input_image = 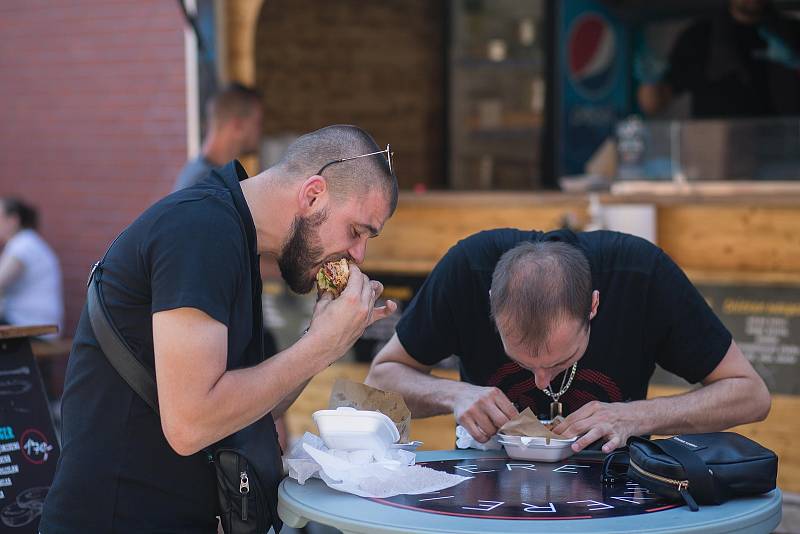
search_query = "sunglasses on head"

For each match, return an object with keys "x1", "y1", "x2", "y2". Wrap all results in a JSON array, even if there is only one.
[{"x1": 316, "y1": 144, "x2": 394, "y2": 176}]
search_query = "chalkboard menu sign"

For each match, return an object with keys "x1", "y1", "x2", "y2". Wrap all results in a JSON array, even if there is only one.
[
  {"x1": 652, "y1": 283, "x2": 800, "y2": 395},
  {"x1": 0, "y1": 330, "x2": 60, "y2": 532}
]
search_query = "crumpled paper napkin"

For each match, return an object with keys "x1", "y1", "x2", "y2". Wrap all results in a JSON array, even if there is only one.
[
  {"x1": 284, "y1": 432, "x2": 470, "y2": 498},
  {"x1": 455, "y1": 425, "x2": 502, "y2": 451}
]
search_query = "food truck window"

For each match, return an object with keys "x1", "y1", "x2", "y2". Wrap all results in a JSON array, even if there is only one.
[
  {"x1": 625, "y1": 1, "x2": 800, "y2": 183},
  {"x1": 448, "y1": 0, "x2": 548, "y2": 190}
]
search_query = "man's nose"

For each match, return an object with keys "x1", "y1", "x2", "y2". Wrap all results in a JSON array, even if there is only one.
[{"x1": 347, "y1": 239, "x2": 367, "y2": 265}]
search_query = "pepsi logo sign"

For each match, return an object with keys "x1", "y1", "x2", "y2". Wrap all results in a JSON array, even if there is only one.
[{"x1": 567, "y1": 12, "x2": 618, "y2": 99}]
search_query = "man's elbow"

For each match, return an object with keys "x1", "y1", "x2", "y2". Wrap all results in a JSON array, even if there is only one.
[
  {"x1": 364, "y1": 362, "x2": 388, "y2": 389},
  {"x1": 752, "y1": 379, "x2": 772, "y2": 423},
  {"x1": 162, "y1": 412, "x2": 206, "y2": 456}
]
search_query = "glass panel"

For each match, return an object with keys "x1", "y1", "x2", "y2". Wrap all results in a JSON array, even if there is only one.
[
  {"x1": 615, "y1": 116, "x2": 800, "y2": 182},
  {"x1": 449, "y1": 0, "x2": 547, "y2": 190}
]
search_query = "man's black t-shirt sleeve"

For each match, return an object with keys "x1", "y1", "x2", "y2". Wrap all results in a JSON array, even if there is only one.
[
  {"x1": 395, "y1": 242, "x2": 468, "y2": 366},
  {"x1": 147, "y1": 198, "x2": 245, "y2": 327},
  {"x1": 645, "y1": 250, "x2": 732, "y2": 383}
]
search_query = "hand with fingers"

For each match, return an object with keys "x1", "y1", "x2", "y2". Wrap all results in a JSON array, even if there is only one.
[
  {"x1": 550, "y1": 400, "x2": 641, "y2": 454},
  {"x1": 306, "y1": 264, "x2": 397, "y2": 367},
  {"x1": 453, "y1": 384, "x2": 519, "y2": 443}
]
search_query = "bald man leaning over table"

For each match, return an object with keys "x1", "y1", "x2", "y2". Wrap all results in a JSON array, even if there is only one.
[{"x1": 366, "y1": 228, "x2": 771, "y2": 453}]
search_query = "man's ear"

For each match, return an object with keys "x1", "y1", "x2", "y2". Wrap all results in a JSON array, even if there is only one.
[
  {"x1": 297, "y1": 175, "x2": 328, "y2": 213},
  {"x1": 589, "y1": 290, "x2": 600, "y2": 320}
]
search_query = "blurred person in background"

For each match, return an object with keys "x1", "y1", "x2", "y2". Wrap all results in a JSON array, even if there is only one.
[
  {"x1": 173, "y1": 82, "x2": 263, "y2": 191},
  {"x1": 0, "y1": 198, "x2": 63, "y2": 335},
  {"x1": 637, "y1": 0, "x2": 800, "y2": 118}
]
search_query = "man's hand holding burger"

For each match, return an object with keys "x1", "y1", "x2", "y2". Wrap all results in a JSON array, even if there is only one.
[{"x1": 306, "y1": 261, "x2": 397, "y2": 367}]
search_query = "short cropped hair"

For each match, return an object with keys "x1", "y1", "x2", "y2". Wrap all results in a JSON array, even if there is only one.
[
  {"x1": 274, "y1": 124, "x2": 398, "y2": 215},
  {"x1": 490, "y1": 241, "x2": 592, "y2": 356},
  {"x1": 2, "y1": 198, "x2": 38, "y2": 230},
  {"x1": 207, "y1": 82, "x2": 262, "y2": 125}
]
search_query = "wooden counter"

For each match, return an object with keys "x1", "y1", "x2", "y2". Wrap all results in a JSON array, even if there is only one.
[
  {"x1": 363, "y1": 190, "x2": 800, "y2": 282},
  {"x1": 0, "y1": 325, "x2": 57, "y2": 340}
]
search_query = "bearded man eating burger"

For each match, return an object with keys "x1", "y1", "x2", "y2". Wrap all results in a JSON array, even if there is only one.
[{"x1": 42, "y1": 125, "x2": 398, "y2": 533}]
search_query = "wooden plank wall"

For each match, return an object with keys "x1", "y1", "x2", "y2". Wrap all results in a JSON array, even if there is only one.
[
  {"x1": 363, "y1": 192, "x2": 800, "y2": 279},
  {"x1": 364, "y1": 192, "x2": 589, "y2": 274},
  {"x1": 658, "y1": 205, "x2": 800, "y2": 276}
]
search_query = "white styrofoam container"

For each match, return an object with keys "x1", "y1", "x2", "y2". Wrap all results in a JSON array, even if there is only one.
[
  {"x1": 312, "y1": 407, "x2": 400, "y2": 451},
  {"x1": 497, "y1": 433, "x2": 577, "y2": 462}
]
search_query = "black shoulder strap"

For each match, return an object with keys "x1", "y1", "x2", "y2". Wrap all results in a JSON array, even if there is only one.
[
  {"x1": 629, "y1": 436, "x2": 716, "y2": 502},
  {"x1": 87, "y1": 262, "x2": 160, "y2": 414}
]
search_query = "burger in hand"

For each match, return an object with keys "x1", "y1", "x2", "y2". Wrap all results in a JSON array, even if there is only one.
[{"x1": 316, "y1": 259, "x2": 351, "y2": 298}]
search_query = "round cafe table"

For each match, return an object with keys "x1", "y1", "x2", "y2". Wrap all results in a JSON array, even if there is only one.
[{"x1": 277, "y1": 449, "x2": 782, "y2": 534}]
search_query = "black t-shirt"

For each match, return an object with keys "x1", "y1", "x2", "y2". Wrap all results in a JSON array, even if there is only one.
[
  {"x1": 396, "y1": 229, "x2": 732, "y2": 419},
  {"x1": 41, "y1": 162, "x2": 277, "y2": 533},
  {"x1": 663, "y1": 11, "x2": 800, "y2": 117}
]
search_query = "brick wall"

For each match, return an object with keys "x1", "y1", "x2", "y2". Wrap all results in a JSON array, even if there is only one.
[
  {"x1": 253, "y1": 0, "x2": 445, "y2": 190},
  {"x1": 0, "y1": 1, "x2": 187, "y2": 335}
]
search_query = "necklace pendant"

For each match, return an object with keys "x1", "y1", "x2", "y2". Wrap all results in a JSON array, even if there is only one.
[{"x1": 550, "y1": 401, "x2": 563, "y2": 420}]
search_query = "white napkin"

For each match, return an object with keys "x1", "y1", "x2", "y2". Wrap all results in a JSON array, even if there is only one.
[
  {"x1": 455, "y1": 425, "x2": 502, "y2": 451},
  {"x1": 284, "y1": 432, "x2": 470, "y2": 498}
]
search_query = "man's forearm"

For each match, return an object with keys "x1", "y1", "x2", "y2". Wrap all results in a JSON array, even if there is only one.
[
  {"x1": 633, "y1": 377, "x2": 770, "y2": 437},
  {"x1": 163, "y1": 333, "x2": 334, "y2": 455},
  {"x1": 272, "y1": 378, "x2": 312, "y2": 419},
  {"x1": 366, "y1": 361, "x2": 466, "y2": 418}
]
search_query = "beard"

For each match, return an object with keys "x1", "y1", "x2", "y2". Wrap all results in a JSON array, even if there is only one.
[{"x1": 277, "y1": 210, "x2": 328, "y2": 294}]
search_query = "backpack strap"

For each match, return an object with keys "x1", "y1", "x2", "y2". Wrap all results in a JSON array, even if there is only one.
[{"x1": 87, "y1": 262, "x2": 160, "y2": 414}]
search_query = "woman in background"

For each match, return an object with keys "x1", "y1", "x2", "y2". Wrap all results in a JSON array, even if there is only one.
[{"x1": 0, "y1": 198, "x2": 63, "y2": 335}]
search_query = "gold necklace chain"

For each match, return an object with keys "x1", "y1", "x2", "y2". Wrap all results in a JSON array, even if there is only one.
[{"x1": 544, "y1": 362, "x2": 578, "y2": 401}]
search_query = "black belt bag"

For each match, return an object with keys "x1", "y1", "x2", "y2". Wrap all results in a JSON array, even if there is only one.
[
  {"x1": 86, "y1": 260, "x2": 282, "y2": 533},
  {"x1": 602, "y1": 432, "x2": 777, "y2": 511}
]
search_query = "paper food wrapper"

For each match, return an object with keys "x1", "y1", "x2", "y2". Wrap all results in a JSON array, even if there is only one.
[
  {"x1": 328, "y1": 379, "x2": 411, "y2": 442},
  {"x1": 284, "y1": 432, "x2": 470, "y2": 498},
  {"x1": 499, "y1": 408, "x2": 565, "y2": 444}
]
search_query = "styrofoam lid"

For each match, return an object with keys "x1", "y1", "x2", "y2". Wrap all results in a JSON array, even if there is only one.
[{"x1": 312, "y1": 407, "x2": 400, "y2": 443}]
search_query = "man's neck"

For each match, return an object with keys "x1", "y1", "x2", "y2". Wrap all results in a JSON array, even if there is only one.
[{"x1": 239, "y1": 171, "x2": 293, "y2": 256}]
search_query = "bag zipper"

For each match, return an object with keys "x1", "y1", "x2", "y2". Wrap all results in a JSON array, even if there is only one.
[
  {"x1": 630, "y1": 459, "x2": 699, "y2": 511},
  {"x1": 629, "y1": 459, "x2": 688, "y2": 490},
  {"x1": 239, "y1": 468, "x2": 250, "y2": 521}
]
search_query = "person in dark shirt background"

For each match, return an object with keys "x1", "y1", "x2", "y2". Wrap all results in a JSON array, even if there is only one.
[
  {"x1": 366, "y1": 229, "x2": 771, "y2": 454},
  {"x1": 174, "y1": 82, "x2": 264, "y2": 191},
  {"x1": 638, "y1": 0, "x2": 800, "y2": 118}
]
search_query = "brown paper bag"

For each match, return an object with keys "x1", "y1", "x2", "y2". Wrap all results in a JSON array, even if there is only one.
[
  {"x1": 328, "y1": 379, "x2": 411, "y2": 442},
  {"x1": 499, "y1": 408, "x2": 565, "y2": 444}
]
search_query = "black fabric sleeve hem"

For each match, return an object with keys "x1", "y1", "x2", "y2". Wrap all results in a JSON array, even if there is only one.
[
  {"x1": 151, "y1": 297, "x2": 231, "y2": 328},
  {"x1": 682, "y1": 330, "x2": 733, "y2": 384},
  {"x1": 395, "y1": 325, "x2": 444, "y2": 367}
]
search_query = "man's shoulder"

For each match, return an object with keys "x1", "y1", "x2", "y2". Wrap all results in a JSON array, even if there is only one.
[
  {"x1": 452, "y1": 228, "x2": 542, "y2": 272},
  {"x1": 130, "y1": 190, "x2": 243, "y2": 249},
  {"x1": 577, "y1": 230, "x2": 663, "y2": 274},
  {"x1": 671, "y1": 17, "x2": 712, "y2": 53},
  {"x1": 4, "y1": 230, "x2": 52, "y2": 260}
]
